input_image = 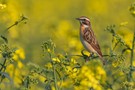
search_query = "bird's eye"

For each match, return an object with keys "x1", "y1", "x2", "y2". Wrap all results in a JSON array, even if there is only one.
[{"x1": 83, "y1": 19, "x2": 86, "y2": 21}]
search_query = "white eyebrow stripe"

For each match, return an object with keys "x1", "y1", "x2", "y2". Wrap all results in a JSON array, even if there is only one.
[
  {"x1": 85, "y1": 18, "x2": 90, "y2": 21},
  {"x1": 80, "y1": 17, "x2": 90, "y2": 21}
]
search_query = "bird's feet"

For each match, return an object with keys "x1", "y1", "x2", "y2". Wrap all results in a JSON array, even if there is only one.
[
  {"x1": 81, "y1": 50, "x2": 89, "y2": 62},
  {"x1": 85, "y1": 52, "x2": 95, "y2": 62},
  {"x1": 81, "y1": 50, "x2": 95, "y2": 62},
  {"x1": 90, "y1": 52, "x2": 94, "y2": 58}
]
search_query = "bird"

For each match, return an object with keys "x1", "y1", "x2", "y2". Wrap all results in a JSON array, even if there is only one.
[{"x1": 76, "y1": 16, "x2": 105, "y2": 65}]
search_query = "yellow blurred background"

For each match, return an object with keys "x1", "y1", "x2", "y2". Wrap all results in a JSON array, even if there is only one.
[
  {"x1": 0, "y1": 0, "x2": 134, "y2": 65},
  {"x1": 0, "y1": 0, "x2": 135, "y2": 89}
]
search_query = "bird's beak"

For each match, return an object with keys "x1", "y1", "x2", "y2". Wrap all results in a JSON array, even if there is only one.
[{"x1": 76, "y1": 18, "x2": 81, "y2": 20}]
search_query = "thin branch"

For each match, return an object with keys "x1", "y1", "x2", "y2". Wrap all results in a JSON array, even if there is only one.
[
  {"x1": 0, "y1": 58, "x2": 7, "y2": 72},
  {"x1": 129, "y1": 32, "x2": 135, "y2": 82},
  {"x1": 48, "y1": 51, "x2": 58, "y2": 90},
  {"x1": 0, "y1": 15, "x2": 28, "y2": 44},
  {"x1": 5, "y1": 15, "x2": 28, "y2": 32},
  {"x1": 0, "y1": 58, "x2": 7, "y2": 84},
  {"x1": 51, "y1": 61, "x2": 58, "y2": 90},
  {"x1": 122, "y1": 48, "x2": 131, "y2": 54},
  {"x1": 70, "y1": 54, "x2": 116, "y2": 59},
  {"x1": 113, "y1": 40, "x2": 120, "y2": 50}
]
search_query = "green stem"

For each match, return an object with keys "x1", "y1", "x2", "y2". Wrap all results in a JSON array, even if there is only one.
[
  {"x1": 129, "y1": 32, "x2": 135, "y2": 82},
  {"x1": 49, "y1": 52, "x2": 58, "y2": 90},
  {"x1": 5, "y1": 16, "x2": 27, "y2": 32},
  {"x1": 52, "y1": 62, "x2": 58, "y2": 90},
  {"x1": 0, "y1": 58, "x2": 7, "y2": 84},
  {"x1": 113, "y1": 40, "x2": 120, "y2": 51},
  {"x1": 0, "y1": 58, "x2": 7, "y2": 72}
]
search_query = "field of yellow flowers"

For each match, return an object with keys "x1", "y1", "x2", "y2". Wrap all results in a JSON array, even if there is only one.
[{"x1": 0, "y1": 0, "x2": 135, "y2": 90}]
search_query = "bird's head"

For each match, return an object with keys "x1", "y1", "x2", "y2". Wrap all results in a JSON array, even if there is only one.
[{"x1": 76, "y1": 16, "x2": 90, "y2": 26}]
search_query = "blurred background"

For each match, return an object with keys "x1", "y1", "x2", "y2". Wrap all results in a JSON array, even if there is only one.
[
  {"x1": 0, "y1": 0, "x2": 135, "y2": 89},
  {"x1": 0, "y1": 0, "x2": 134, "y2": 64}
]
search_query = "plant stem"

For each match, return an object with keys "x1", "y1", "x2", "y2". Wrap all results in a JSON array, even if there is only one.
[
  {"x1": 113, "y1": 40, "x2": 120, "y2": 51},
  {"x1": 129, "y1": 32, "x2": 135, "y2": 82},
  {"x1": 5, "y1": 15, "x2": 27, "y2": 32},
  {"x1": 52, "y1": 62, "x2": 58, "y2": 90},
  {"x1": 49, "y1": 52, "x2": 58, "y2": 90},
  {"x1": 0, "y1": 58, "x2": 7, "y2": 72},
  {"x1": 0, "y1": 58, "x2": 7, "y2": 84},
  {"x1": 71, "y1": 54, "x2": 116, "y2": 59}
]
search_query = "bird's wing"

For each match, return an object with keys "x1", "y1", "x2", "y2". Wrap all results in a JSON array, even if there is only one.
[{"x1": 83, "y1": 27, "x2": 103, "y2": 57}]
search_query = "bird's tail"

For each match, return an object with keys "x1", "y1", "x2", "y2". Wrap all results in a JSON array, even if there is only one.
[{"x1": 99, "y1": 55, "x2": 106, "y2": 65}]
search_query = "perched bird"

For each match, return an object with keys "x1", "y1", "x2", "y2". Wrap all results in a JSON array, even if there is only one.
[{"x1": 76, "y1": 16, "x2": 105, "y2": 65}]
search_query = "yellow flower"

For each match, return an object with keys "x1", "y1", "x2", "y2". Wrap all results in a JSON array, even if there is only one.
[
  {"x1": 45, "y1": 63, "x2": 52, "y2": 69},
  {"x1": 75, "y1": 63, "x2": 105, "y2": 90},
  {"x1": 15, "y1": 48, "x2": 25, "y2": 59},
  {"x1": 132, "y1": 11, "x2": 135, "y2": 15},
  {"x1": 52, "y1": 57, "x2": 60, "y2": 62},
  {"x1": 13, "y1": 54, "x2": 19, "y2": 61},
  {"x1": 0, "y1": 4, "x2": 6, "y2": 9},
  {"x1": 120, "y1": 22, "x2": 128, "y2": 26},
  {"x1": 14, "y1": 68, "x2": 22, "y2": 86},
  {"x1": 47, "y1": 49, "x2": 51, "y2": 52},
  {"x1": 71, "y1": 58, "x2": 77, "y2": 64},
  {"x1": 112, "y1": 60, "x2": 119, "y2": 67},
  {"x1": 12, "y1": 48, "x2": 25, "y2": 63},
  {"x1": 60, "y1": 79, "x2": 72, "y2": 87},
  {"x1": 74, "y1": 86, "x2": 89, "y2": 90},
  {"x1": 133, "y1": 60, "x2": 135, "y2": 67},
  {"x1": 6, "y1": 64, "x2": 14, "y2": 77},
  {"x1": 51, "y1": 86, "x2": 55, "y2": 90},
  {"x1": 17, "y1": 61, "x2": 23, "y2": 68},
  {"x1": 65, "y1": 66, "x2": 72, "y2": 74},
  {"x1": 118, "y1": 30, "x2": 133, "y2": 48},
  {"x1": 97, "y1": 66, "x2": 106, "y2": 75},
  {"x1": 39, "y1": 75, "x2": 46, "y2": 83}
]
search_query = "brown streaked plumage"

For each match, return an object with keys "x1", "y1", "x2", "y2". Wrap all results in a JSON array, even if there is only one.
[{"x1": 76, "y1": 16, "x2": 105, "y2": 65}]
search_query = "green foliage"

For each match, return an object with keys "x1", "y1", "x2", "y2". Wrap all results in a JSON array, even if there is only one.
[
  {"x1": 129, "y1": 2, "x2": 135, "y2": 17},
  {"x1": 104, "y1": 25, "x2": 135, "y2": 90},
  {"x1": 0, "y1": 38, "x2": 15, "y2": 85},
  {"x1": 21, "y1": 30, "x2": 135, "y2": 90},
  {"x1": 22, "y1": 40, "x2": 106, "y2": 90}
]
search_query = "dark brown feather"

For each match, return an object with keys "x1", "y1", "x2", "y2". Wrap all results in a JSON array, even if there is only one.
[{"x1": 83, "y1": 27, "x2": 103, "y2": 57}]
